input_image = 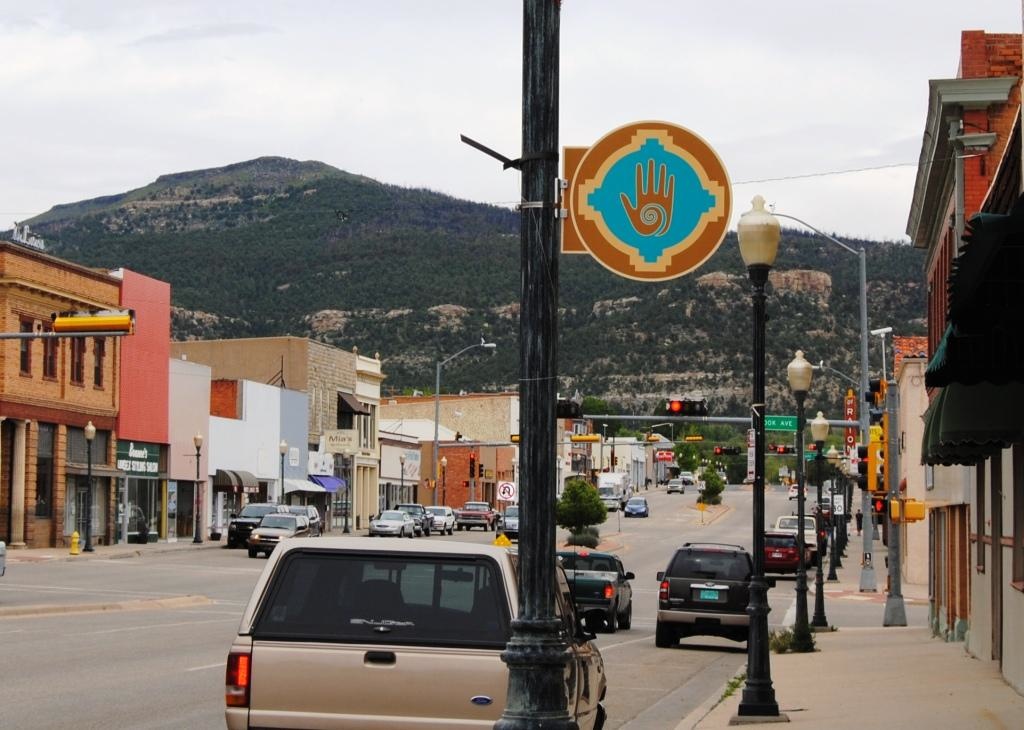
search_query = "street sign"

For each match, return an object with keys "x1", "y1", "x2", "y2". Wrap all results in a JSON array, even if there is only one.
[
  {"x1": 764, "y1": 415, "x2": 798, "y2": 432},
  {"x1": 497, "y1": 481, "x2": 518, "y2": 502},
  {"x1": 562, "y1": 121, "x2": 732, "y2": 281}
]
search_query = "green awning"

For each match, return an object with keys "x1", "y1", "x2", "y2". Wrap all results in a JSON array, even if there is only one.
[{"x1": 922, "y1": 383, "x2": 1024, "y2": 466}]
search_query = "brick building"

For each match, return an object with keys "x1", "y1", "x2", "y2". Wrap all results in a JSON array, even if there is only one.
[{"x1": 0, "y1": 241, "x2": 121, "y2": 548}]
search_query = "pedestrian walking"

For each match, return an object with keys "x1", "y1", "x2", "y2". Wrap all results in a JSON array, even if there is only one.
[{"x1": 855, "y1": 508, "x2": 863, "y2": 535}]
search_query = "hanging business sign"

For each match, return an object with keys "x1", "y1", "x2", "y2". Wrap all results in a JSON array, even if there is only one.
[
  {"x1": 844, "y1": 389, "x2": 858, "y2": 452},
  {"x1": 562, "y1": 120, "x2": 731, "y2": 281},
  {"x1": 324, "y1": 429, "x2": 357, "y2": 455}
]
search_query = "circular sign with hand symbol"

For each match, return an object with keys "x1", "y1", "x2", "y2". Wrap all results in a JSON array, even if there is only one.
[{"x1": 564, "y1": 121, "x2": 731, "y2": 281}]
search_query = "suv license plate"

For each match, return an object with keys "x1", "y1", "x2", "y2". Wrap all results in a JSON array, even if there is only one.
[
  {"x1": 698, "y1": 589, "x2": 719, "y2": 601},
  {"x1": 771, "y1": 551, "x2": 783, "y2": 558}
]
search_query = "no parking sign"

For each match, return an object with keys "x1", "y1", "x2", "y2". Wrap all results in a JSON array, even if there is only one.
[{"x1": 497, "y1": 481, "x2": 518, "y2": 502}]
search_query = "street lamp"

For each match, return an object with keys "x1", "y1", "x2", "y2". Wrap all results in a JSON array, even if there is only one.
[
  {"x1": 83, "y1": 421, "x2": 96, "y2": 552},
  {"x1": 786, "y1": 350, "x2": 814, "y2": 652},
  {"x1": 440, "y1": 456, "x2": 448, "y2": 506},
  {"x1": 399, "y1": 453, "x2": 406, "y2": 502},
  {"x1": 826, "y1": 445, "x2": 842, "y2": 577},
  {"x1": 193, "y1": 433, "x2": 203, "y2": 544},
  {"x1": 278, "y1": 440, "x2": 288, "y2": 505},
  {"x1": 342, "y1": 452, "x2": 352, "y2": 534},
  {"x1": 432, "y1": 338, "x2": 497, "y2": 505},
  {"x1": 771, "y1": 208, "x2": 875, "y2": 593},
  {"x1": 735, "y1": 195, "x2": 782, "y2": 718},
  {"x1": 810, "y1": 411, "x2": 831, "y2": 627}
]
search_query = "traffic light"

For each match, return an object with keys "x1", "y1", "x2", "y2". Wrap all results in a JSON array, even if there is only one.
[
  {"x1": 775, "y1": 444, "x2": 794, "y2": 454},
  {"x1": 478, "y1": 462, "x2": 484, "y2": 478},
  {"x1": 865, "y1": 378, "x2": 886, "y2": 424},
  {"x1": 723, "y1": 446, "x2": 741, "y2": 455},
  {"x1": 51, "y1": 308, "x2": 135, "y2": 334},
  {"x1": 714, "y1": 446, "x2": 723, "y2": 455},
  {"x1": 872, "y1": 496, "x2": 887, "y2": 516},
  {"x1": 666, "y1": 397, "x2": 708, "y2": 416},
  {"x1": 556, "y1": 399, "x2": 583, "y2": 419},
  {"x1": 570, "y1": 434, "x2": 600, "y2": 442},
  {"x1": 468, "y1": 454, "x2": 476, "y2": 478},
  {"x1": 856, "y1": 445, "x2": 869, "y2": 490}
]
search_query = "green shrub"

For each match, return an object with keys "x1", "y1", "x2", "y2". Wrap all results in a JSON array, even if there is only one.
[
  {"x1": 556, "y1": 479, "x2": 607, "y2": 536},
  {"x1": 566, "y1": 532, "x2": 599, "y2": 548}
]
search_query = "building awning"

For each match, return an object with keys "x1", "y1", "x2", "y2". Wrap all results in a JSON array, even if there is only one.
[
  {"x1": 309, "y1": 474, "x2": 344, "y2": 493},
  {"x1": 921, "y1": 383, "x2": 1024, "y2": 466},
  {"x1": 283, "y1": 478, "x2": 326, "y2": 494},
  {"x1": 213, "y1": 469, "x2": 260, "y2": 494},
  {"x1": 926, "y1": 201, "x2": 1024, "y2": 388},
  {"x1": 339, "y1": 392, "x2": 369, "y2": 415}
]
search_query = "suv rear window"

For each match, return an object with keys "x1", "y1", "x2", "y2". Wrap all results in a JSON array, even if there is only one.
[
  {"x1": 252, "y1": 551, "x2": 510, "y2": 648},
  {"x1": 239, "y1": 504, "x2": 279, "y2": 519},
  {"x1": 666, "y1": 550, "x2": 751, "y2": 582},
  {"x1": 765, "y1": 535, "x2": 796, "y2": 548}
]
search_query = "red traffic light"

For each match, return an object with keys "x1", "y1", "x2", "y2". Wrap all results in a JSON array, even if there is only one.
[
  {"x1": 666, "y1": 398, "x2": 709, "y2": 416},
  {"x1": 872, "y1": 498, "x2": 886, "y2": 515},
  {"x1": 714, "y1": 446, "x2": 723, "y2": 455}
]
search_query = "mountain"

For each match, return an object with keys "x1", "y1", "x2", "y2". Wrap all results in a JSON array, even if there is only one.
[{"x1": 20, "y1": 156, "x2": 926, "y2": 419}]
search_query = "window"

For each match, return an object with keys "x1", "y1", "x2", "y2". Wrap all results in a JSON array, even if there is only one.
[
  {"x1": 43, "y1": 328, "x2": 58, "y2": 379},
  {"x1": 93, "y1": 337, "x2": 106, "y2": 387},
  {"x1": 35, "y1": 423, "x2": 54, "y2": 517},
  {"x1": 336, "y1": 396, "x2": 354, "y2": 429},
  {"x1": 19, "y1": 319, "x2": 33, "y2": 374},
  {"x1": 70, "y1": 338, "x2": 86, "y2": 384},
  {"x1": 976, "y1": 463, "x2": 986, "y2": 573}
]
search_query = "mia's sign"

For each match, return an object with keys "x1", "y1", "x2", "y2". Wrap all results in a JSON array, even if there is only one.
[{"x1": 563, "y1": 121, "x2": 731, "y2": 281}]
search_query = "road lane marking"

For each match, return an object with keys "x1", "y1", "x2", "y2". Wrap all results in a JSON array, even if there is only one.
[
  {"x1": 187, "y1": 662, "x2": 226, "y2": 672},
  {"x1": 86, "y1": 617, "x2": 236, "y2": 635},
  {"x1": 596, "y1": 634, "x2": 654, "y2": 651}
]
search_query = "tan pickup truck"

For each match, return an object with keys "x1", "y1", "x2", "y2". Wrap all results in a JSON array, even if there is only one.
[{"x1": 225, "y1": 537, "x2": 607, "y2": 729}]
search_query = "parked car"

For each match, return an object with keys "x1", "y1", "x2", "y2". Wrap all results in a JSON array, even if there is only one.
[
  {"x1": 655, "y1": 542, "x2": 759, "y2": 647},
  {"x1": 394, "y1": 502, "x2": 432, "y2": 536},
  {"x1": 500, "y1": 505, "x2": 520, "y2": 540},
  {"x1": 763, "y1": 531, "x2": 813, "y2": 574},
  {"x1": 369, "y1": 509, "x2": 416, "y2": 538},
  {"x1": 225, "y1": 537, "x2": 607, "y2": 729},
  {"x1": 227, "y1": 503, "x2": 286, "y2": 549},
  {"x1": 666, "y1": 478, "x2": 685, "y2": 494},
  {"x1": 285, "y1": 505, "x2": 322, "y2": 536},
  {"x1": 772, "y1": 514, "x2": 820, "y2": 566},
  {"x1": 246, "y1": 513, "x2": 310, "y2": 558},
  {"x1": 558, "y1": 549, "x2": 634, "y2": 632},
  {"x1": 623, "y1": 496, "x2": 650, "y2": 518},
  {"x1": 454, "y1": 501, "x2": 501, "y2": 531},
  {"x1": 425, "y1": 505, "x2": 456, "y2": 535}
]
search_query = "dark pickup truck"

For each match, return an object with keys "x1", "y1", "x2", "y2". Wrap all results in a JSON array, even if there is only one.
[{"x1": 557, "y1": 549, "x2": 634, "y2": 632}]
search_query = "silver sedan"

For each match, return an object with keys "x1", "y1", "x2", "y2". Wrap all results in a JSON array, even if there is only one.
[{"x1": 368, "y1": 510, "x2": 416, "y2": 538}]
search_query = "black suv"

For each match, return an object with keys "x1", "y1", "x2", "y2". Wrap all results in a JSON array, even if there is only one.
[
  {"x1": 655, "y1": 542, "x2": 753, "y2": 647},
  {"x1": 227, "y1": 503, "x2": 285, "y2": 548},
  {"x1": 394, "y1": 503, "x2": 432, "y2": 537}
]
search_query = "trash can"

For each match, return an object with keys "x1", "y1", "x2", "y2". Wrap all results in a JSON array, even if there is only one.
[{"x1": 0, "y1": 540, "x2": 7, "y2": 577}]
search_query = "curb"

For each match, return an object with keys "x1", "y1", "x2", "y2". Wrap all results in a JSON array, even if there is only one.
[
  {"x1": 0, "y1": 594, "x2": 213, "y2": 618},
  {"x1": 6, "y1": 540, "x2": 229, "y2": 564},
  {"x1": 673, "y1": 661, "x2": 747, "y2": 730}
]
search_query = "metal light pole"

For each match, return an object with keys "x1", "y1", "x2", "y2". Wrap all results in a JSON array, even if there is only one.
[
  {"x1": 440, "y1": 456, "x2": 447, "y2": 506},
  {"x1": 826, "y1": 447, "x2": 840, "y2": 581},
  {"x1": 772, "y1": 209, "x2": 875, "y2": 592},
  {"x1": 497, "y1": 1, "x2": 566, "y2": 725},
  {"x1": 193, "y1": 433, "x2": 203, "y2": 544},
  {"x1": 432, "y1": 338, "x2": 497, "y2": 506},
  {"x1": 83, "y1": 421, "x2": 96, "y2": 552},
  {"x1": 278, "y1": 440, "x2": 288, "y2": 506},
  {"x1": 826, "y1": 446, "x2": 843, "y2": 570},
  {"x1": 735, "y1": 195, "x2": 782, "y2": 718},
  {"x1": 343, "y1": 452, "x2": 352, "y2": 534},
  {"x1": 399, "y1": 453, "x2": 406, "y2": 503},
  {"x1": 787, "y1": 350, "x2": 814, "y2": 651},
  {"x1": 883, "y1": 379, "x2": 908, "y2": 626},
  {"x1": 810, "y1": 411, "x2": 830, "y2": 627}
]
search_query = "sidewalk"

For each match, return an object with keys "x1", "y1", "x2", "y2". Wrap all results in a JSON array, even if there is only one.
[{"x1": 676, "y1": 546, "x2": 1024, "y2": 729}]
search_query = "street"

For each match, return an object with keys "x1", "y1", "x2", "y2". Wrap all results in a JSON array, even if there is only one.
[{"x1": 0, "y1": 484, "x2": 923, "y2": 729}]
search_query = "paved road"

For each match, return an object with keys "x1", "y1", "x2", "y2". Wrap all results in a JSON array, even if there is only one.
[{"x1": 0, "y1": 484, "x2": 909, "y2": 729}]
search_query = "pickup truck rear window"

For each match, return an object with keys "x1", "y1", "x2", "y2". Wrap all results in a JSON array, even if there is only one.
[
  {"x1": 666, "y1": 552, "x2": 751, "y2": 582},
  {"x1": 252, "y1": 551, "x2": 511, "y2": 648}
]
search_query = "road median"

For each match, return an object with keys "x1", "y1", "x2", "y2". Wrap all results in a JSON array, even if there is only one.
[{"x1": 0, "y1": 594, "x2": 212, "y2": 618}]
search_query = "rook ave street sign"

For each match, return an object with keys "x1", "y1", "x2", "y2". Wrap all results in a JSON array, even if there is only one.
[{"x1": 764, "y1": 415, "x2": 798, "y2": 432}]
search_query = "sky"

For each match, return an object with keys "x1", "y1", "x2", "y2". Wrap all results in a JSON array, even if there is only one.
[{"x1": 2, "y1": 1, "x2": 1021, "y2": 243}]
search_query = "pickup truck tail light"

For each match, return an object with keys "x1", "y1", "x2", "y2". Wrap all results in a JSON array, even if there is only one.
[
  {"x1": 225, "y1": 650, "x2": 251, "y2": 707},
  {"x1": 659, "y1": 580, "x2": 670, "y2": 601},
  {"x1": 602, "y1": 582, "x2": 614, "y2": 599}
]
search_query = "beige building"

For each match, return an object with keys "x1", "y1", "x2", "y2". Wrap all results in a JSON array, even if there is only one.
[{"x1": 171, "y1": 337, "x2": 383, "y2": 531}]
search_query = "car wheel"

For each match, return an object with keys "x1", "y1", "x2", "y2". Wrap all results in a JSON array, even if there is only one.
[
  {"x1": 447, "y1": 524, "x2": 454, "y2": 535},
  {"x1": 247, "y1": 547, "x2": 257, "y2": 558},
  {"x1": 605, "y1": 609, "x2": 618, "y2": 633},
  {"x1": 618, "y1": 601, "x2": 632, "y2": 630},
  {"x1": 655, "y1": 621, "x2": 676, "y2": 648}
]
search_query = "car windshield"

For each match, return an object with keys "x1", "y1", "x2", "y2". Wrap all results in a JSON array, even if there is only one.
[
  {"x1": 626, "y1": 498, "x2": 645, "y2": 506},
  {"x1": 260, "y1": 515, "x2": 298, "y2": 529},
  {"x1": 240, "y1": 504, "x2": 279, "y2": 518},
  {"x1": 597, "y1": 487, "x2": 615, "y2": 496},
  {"x1": 425, "y1": 507, "x2": 445, "y2": 516},
  {"x1": 765, "y1": 535, "x2": 796, "y2": 548},
  {"x1": 379, "y1": 511, "x2": 405, "y2": 521}
]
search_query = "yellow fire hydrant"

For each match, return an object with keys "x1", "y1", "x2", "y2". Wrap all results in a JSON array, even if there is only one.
[{"x1": 70, "y1": 531, "x2": 80, "y2": 555}]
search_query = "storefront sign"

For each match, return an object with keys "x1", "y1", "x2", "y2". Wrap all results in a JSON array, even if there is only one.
[
  {"x1": 116, "y1": 441, "x2": 160, "y2": 475},
  {"x1": 324, "y1": 429, "x2": 357, "y2": 454}
]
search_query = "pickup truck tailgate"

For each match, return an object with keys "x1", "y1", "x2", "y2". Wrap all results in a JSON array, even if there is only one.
[{"x1": 248, "y1": 641, "x2": 506, "y2": 728}]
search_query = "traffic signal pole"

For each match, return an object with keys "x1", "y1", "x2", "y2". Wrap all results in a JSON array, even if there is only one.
[{"x1": 882, "y1": 380, "x2": 907, "y2": 626}]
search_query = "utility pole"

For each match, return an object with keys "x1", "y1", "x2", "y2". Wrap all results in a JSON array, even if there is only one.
[
  {"x1": 882, "y1": 379, "x2": 907, "y2": 626},
  {"x1": 497, "y1": 1, "x2": 569, "y2": 728}
]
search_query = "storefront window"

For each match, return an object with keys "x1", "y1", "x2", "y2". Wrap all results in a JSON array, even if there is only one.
[{"x1": 36, "y1": 423, "x2": 54, "y2": 516}]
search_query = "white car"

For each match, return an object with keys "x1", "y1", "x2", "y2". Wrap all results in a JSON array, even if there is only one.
[
  {"x1": 425, "y1": 506, "x2": 455, "y2": 535},
  {"x1": 666, "y1": 478, "x2": 685, "y2": 494},
  {"x1": 369, "y1": 510, "x2": 416, "y2": 538}
]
